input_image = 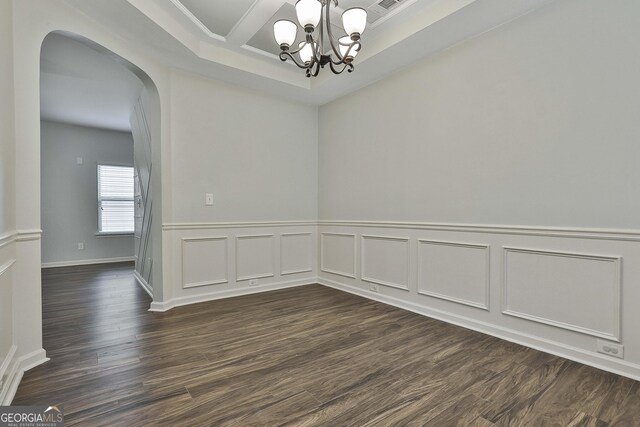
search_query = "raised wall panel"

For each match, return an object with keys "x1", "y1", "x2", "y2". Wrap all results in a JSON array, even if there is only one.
[
  {"x1": 236, "y1": 234, "x2": 275, "y2": 281},
  {"x1": 417, "y1": 240, "x2": 490, "y2": 310},
  {"x1": 182, "y1": 237, "x2": 228, "y2": 289},
  {"x1": 361, "y1": 235, "x2": 409, "y2": 290},
  {"x1": 280, "y1": 233, "x2": 313, "y2": 275},
  {"x1": 503, "y1": 247, "x2": 621, "y2": 341},
  {"x1": 320, "y1": 233, "x2": 356, "y2": 278}
]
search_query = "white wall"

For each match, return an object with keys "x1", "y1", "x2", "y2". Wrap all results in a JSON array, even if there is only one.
[
  {"x1": 4, "y1": 0, "x2": 172, "y2": 401},
  {"x1": 168, "y1": 70, "x2": 318, "y2": 223},
  {"x1": 5, "y1": 0, "x2": 640, "y2": 401},
  {"x1": 0, "y1": 0, "x2": 17, "y2": 402},
  {"x1": 40, "y1": 121, "x2": 134, "y2": 265},
  {"x1": 130, "y1": 87, "x2": 160, "y2": 297},
  {"x1": 0, "y1": 0, "x2": 15, "y2": 235},
  {"x1": 319, "y1": 0, "x2": 640, "y2": 230},
  {"x1": 5, "y1": 0, "x2": 320, "y2": 363},
  {"x1": 158, "y1": 70, "x2": 319, "y2": 309},
  {"x1": 318, "y1": 0, "x2": 640, "y2": 380}
]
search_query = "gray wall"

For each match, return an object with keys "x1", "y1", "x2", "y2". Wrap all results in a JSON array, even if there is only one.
[
  {"x1": 168, "y1": 70, "x2": 318, "y2": 223},
  {"x1": 0, "y1": 0, "x2": 15, "y2": 235},
  {"x1": 41, "y1": 121, "x2": 134, "y2": 264},
  {"x1": 318, "y1": 0, "x2": 640, "y2": 229},
  {"x1": 0, "y1": 0, "x2": 15, "y2": 387}
]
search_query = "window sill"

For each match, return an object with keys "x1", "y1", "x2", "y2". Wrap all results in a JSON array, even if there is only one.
[{"x1": 95, "y1": 232, "x2": 134, "y2": 238}]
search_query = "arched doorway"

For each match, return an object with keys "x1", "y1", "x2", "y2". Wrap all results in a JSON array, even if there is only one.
[{"x1": 37, "y1": 30, "x2": 163, "y2": 356}]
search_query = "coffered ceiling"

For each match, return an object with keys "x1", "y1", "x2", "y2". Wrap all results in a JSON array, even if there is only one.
[{"x1": 65, "y1": 0, "x2": 554, "y2": 105}]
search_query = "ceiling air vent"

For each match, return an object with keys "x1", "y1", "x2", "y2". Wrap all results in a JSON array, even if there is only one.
[
  {"x1": 366, "y1": 0, "x2": 405, "y2": 24},
  {"x1": 378, "y1": 0, "x2": 398, "y2": 10}
]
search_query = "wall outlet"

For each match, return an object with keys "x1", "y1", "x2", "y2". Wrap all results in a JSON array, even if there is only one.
[
  {"x1": 77, "y1": 242, "x2": 84, "y2": 250},
  {"x1": 370, "y1": 283, "x2": 379, "y2": 292},
  {"x1": 76, "y1": 157, "x2": 83, "y2": 165},
  {"x1": 205, "y1": 193, "x2": 214, "y2": 206},
  {"x1": 249, "y1": 279, "x2": 259, "y2": 286},
  {"x1": 597, "y1": 340, "x2": 624, "y2": 359}
]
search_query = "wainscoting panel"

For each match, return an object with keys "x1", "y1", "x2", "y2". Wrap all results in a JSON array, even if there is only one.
[
  {"x1": 163, "y1": 220, "x2": 640, "y2": 380},
  {"x1": 503, "y1": 247, "x2": 621, "y2": 341},
  {"x1": 162, "y1": 223, "x2": 317, "y2": 311},
  {"x1": 417, "y1": 240, "x2": 489, "y2": 310},
  {"x1": 281, "y1": 233, "x2": 313, "y2": 275},
  {"x1": 317, "y1": 221, "x2": 640, "y2": 381},
  {"x1": 0, "y1": 231, "x2": 49, "y2": 404},
  {"x1": 0, "y1": 255, "x2": 15, "y2": 399},
  {"x1": 321, "y1": 233, "x2": 357, "y2": 278},
  {"x1": 181, "y1": 237, "x2": 228, "y2": 289},
  {"x1": 236, "y1": 235, "x2": 275, "y2": 281},
  {"x1": 361, "y1": 235, "x2": 409, "y2": 290}
]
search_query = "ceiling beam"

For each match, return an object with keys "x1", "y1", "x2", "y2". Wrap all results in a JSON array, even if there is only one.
[{"x1": 226, "y1": 0, "x2": 294, "y2": 47}]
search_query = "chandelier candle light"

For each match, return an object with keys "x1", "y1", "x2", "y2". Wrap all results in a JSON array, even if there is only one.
[{"x1": 273, "y1": 0, "x2": 367, "y2": 77}]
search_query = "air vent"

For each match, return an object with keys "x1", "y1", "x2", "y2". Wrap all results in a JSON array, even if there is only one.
[
  {"x1": 367, "y1": 0, "x2": 405, "y2": 24},
  {"x1": 377, "y1": 0, "x2": 397, "y2": 9}
]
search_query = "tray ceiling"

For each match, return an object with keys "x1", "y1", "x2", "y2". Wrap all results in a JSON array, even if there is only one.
[{"x1": 65, "y1": 0, "x2": 556, "y2": 105}]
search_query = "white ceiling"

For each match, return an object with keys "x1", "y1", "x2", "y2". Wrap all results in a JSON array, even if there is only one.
[
  {"x1": 179, "y1": 0, "x2": 257, "y2": 36},
  {"x1": 61, "y1": 0, "x2": 554, "y2": 106},
  {"x1": 40, "y1": 33, "x2": 144, "y2": 132}
]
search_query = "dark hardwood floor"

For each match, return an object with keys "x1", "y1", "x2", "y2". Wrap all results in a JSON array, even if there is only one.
[{"x1": 13, "y1": 263, "x2": 640, "y2": 426}]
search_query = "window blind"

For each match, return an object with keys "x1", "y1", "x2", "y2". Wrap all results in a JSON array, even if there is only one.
[{"x1": 97, "y1": 165, "x2": 134, "y2": 233}]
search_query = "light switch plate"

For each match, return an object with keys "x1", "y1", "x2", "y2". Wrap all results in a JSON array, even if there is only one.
[
  {"x1": 205, "y1": 193, "x2": 214, "y2": 206},
  {"x1": 76, "y1": 157, "x2": 83, "y2": 165}
]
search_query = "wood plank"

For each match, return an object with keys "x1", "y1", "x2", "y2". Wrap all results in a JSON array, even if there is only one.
[{"x1": 11, "y1": 262, "x2": 639, "y2": 425}]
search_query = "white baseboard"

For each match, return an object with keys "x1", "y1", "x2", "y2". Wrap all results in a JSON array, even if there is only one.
[
  {"x1": 41, "y1": 256, "x2": 135, "y2": 268},
  {"x1": 149, "y1": 278, "x2": 316, "y2": 312},
  {"x1": 0, "y1": 348, "x2": 49, "y2": 405},
  {"x1": 133, "y1": 271, "x2": 153, "y2": 298},
  {"x1": 318, "y1": 277, "x2": 640, "y2": 382}
]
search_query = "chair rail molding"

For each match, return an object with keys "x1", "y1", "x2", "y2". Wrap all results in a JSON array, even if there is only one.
[
  {"x1": 0, "y1": 229, "x2": 43, "y2": 249},
  {"x1": 317, "y1": 220, "x2": 640, "y2": 241},
  {"x1": 163, "y1": 221, "x2": 317, "y2": 230}
]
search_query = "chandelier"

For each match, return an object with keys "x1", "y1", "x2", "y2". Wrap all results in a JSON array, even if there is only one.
[{"x1": 273, "y1": 0, "x2": 367, "y2": 77}]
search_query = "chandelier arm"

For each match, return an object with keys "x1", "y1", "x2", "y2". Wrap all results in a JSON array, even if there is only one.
[
  {"x1": 273, "y1": 0, "x2": 362, "y2": 77},
  {"x1": 279, "y1": 51, "x2": 312, "y2": 70},
  {"x1": 315, "y1": 11, "x2": 324, "y2": 63},
  {"x1": 324, "y1": 0, "x2": 344, "y2": 60},
  {"x1": 341, "y1": 41, "x2": 361, "y2": 61},
  {"x1": 329, "y1": 62, "x2": 354, "y2": 74},
  {"x1": 312, "y1": 61, "x2": 322, "y2": 77},
  {"x1": 328, "y1": 41, "x2": 360, "y2": 65},
  {"x1": 287, "y1": 43, "x2": 306, "y2": 55}
]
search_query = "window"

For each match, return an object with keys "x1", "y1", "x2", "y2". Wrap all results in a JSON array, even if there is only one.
[{"x1": 97, "y1": 164, "x2": 135, "y2": 234}]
